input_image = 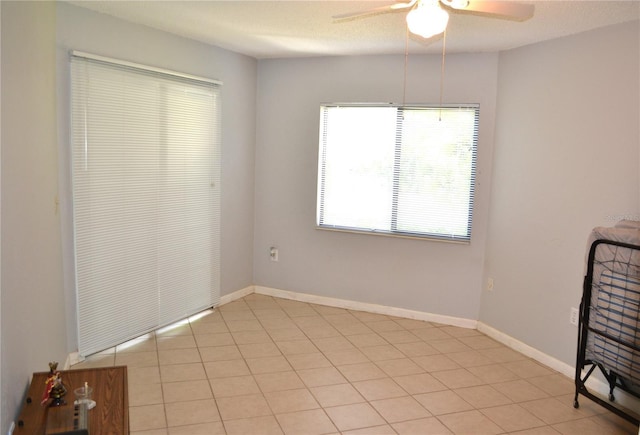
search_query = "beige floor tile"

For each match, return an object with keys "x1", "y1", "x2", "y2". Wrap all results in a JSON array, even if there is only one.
[
  {"x1": 509, "y1": 427, "x2": 563, "y2": 435},
  {"x1": 253, "y1": 308, "x2": 289, "y2": 320},
  {"x1": 156, "y1": 323, "x2": 193, "y2": 337},
  {"x1": 160, "y1": 363, "x2": 206, "y2": 383},
  {"x1": 131, "y1": 429, "x2": 168, "y2": 435},
  {"x1": 130, "y1": 404, "x2": 167, "y2": 431},
  {"x1": 264, "y1": 388, "x2": 320, "y2": 414},
  {"x1": 164, "y1": 398, "x2": 220, "y2": 427},
  {"x1": 218, "y1": 299, "x2": 250, "y2": 311},
  {"x1": 393, "y1": 318, "x2": 435, "y2": 330},
  {"x1": 394, "y1": 341, "x2": 440, "y2": 358},
  {"x1": 156, "y1": 336, "x2": 197, "y2": 350},
  {"x1": 590, "y1": 412, "x2": 638, "y2": 434},
  {"x1": 346, "y1": 333, "x2": 390, "y2": 348},
  {"x1": 246, "y1": 355, "x2": 293, "y2": 374},
  {"x1": 297, "y1": 366, "x2": 347, "y2": 387},
  {"x1": 322, "y1": 313, "x2": 361, "y2": 325},
  {"x1": 412, "y1": 354, "x2": 461, "y2": 372},
  {"x1": 226, "y1": 319, "x2": 265, "y2": 332},
  {"x1": 352, "y1": 377, "x2": 407, "y2": 401},
  {"x1": 478, "y1": 346, "x2": 528, "y2": 363},
  {"x1": 520, "y1": 397, "x2": 591, "y2": 425},
  {"x1": 377, "y1": 330, "x2": 421, "y2": 344},
  {"x1": 73, "y1": 353, "x2": 116, "y2": 369},
  {"x1": 342, "y1": 424, "x2": 397, "y2": 435},
  {"x1": 366, "y1": 320, "x2": 405, "y2": 333},
  {"x1": 286, "y1": 352, "x2": 333, "y2": 370},
  {"x1": 238, "y1": 342, "x2": 282, "y2": 359},
  {"x1": 411, "y1": 327, "x2": 452, "y2": 341},
  {"x1": 128, "y1": 366, "x2": 162, "y2": 385},
  {"x1": 275, "y1": 409, "x2": 337, "y2": 435},
  {"x1": 115, "y1": 351, "x2": 159, "y2": 368},
  {"x1": 393, "y1": 372, "x2": 448, "y2": 395},
  {"x1": 266, "y1": 327, "x2": 307, "y2": 341},
  {"x1": 503, "y1": 359, "x2": 555, "y2": 378},
  {"x1": 369, "y1": 396, "x2": 431, "y2": 423},
  {"x1": 324, "y1": 348, "x2": 370, "y2": 365},
  {"x1": 457, "y1": 335, "x2": 503, "y2": 350},
  {"x1": 439, "y1": 326, "x2": 482, "y2": 338},
  {"x1": 324, "y1": 402, "x2": 386, "y2": 431},
  {"x1": 376, "y1": 358, "x2": 425, "y2": 377},
  {"x1": 492, "y1": 379, "x2": 550, "y2": 403},
  {"x1": 275, "y1": 339, "x2": 319, "y2": 355},
  {"x1": 437, "y1": 409, "x2": 503, "y2": 434},
  {"x1": 312, "y1": 335, "x2": 357, "y2": 352},
  {"x1": 189, "y1": 320, "x2": 229, "y2": 335},
  {"x1": 209, "y1": 374, "x2": 261, "y2": 398},
  {"x1": 216, "y1": 393, "x2": 272, "y2": 420},
  {"x1": 301, "y1": 325, "x2": 342, "y2": 339},
  {"x1": 255, "y1": 371, "x2": 305, "y2": 392},
  {"x1": 204, "y1": 359, "x2": 250, "y2": 378},
  {"x1": 349, "y1": 311, "x2": 390, "y2": 323},
  {"x1": 413, "y1": 390, "x2": 474, "y2": 415},
  {"x1": 333, "y1": 322, "x2": 375, "y2": 336},
  {"x1": 221, "y1": 309, "x2": 258, "y2": 321},
  {"x1": 431, "y1": 368, "x2": 485, "y2": 389},
  {"x1": 392, "y1": 417, "x2": 453, "y2": 434},
  {"x1": 194, "y1": 332, "x2": 235, "y2": 347},
  {"x1": 429, "y1": 339, "x2": 473, "y2": 354},
  {"x1": 466, "y1": 363, "x2": 520, "y2": 384},
  {"x1": 223, "y1": 415, "x2": 284, "y2": 435},
  {"x1": 551, "y1": 416, "x2": 623, "y2": 434},
  {"x1": 454, "y1": 385, "x2": 512, "y2": 409},
  {"x1": 161, "y1": 380, "x2": 213, "y2": 403},
  {"x1": 529, "y1": 374, "x2": 576, "y2": 397},
  {"x1": 117, "y1": 335, "x2": 157, "y2": 353},
  {"x1": 158, "y1": 348, "x2": 201, "y2": 365},
  {"x1": 129, "y1": 382, "x2": 164, "y2": 406},
  {"x1": 447, "y1": 350, "x2": 494, "y2": 368},
  {"x1": 480, "y1": 403, "x2": 546, "y2": 432},
  {"x1": 360, "y1": 345, "x2": 405, "y2": 362},
  {"x1": 198, "y1": 344, "x2": 242, "y2": 362},
  {"x1": 310, "y1": 383, "x2": 366, "y2": 407},
  {"x1": 231, "y1": 330, "x2": 273, "y2": 344},
  {"x1": 167, "y1": 421, "x2": 225, "y2": 435},
  {"x1": 337, "y1": 362, "x2": 387, "y2": 382}
]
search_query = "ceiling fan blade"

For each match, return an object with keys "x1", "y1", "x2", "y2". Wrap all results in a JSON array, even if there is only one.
[
  {"x1": 444, "y1": 0, "x2": 534, "y2": 21},
  {"x1": 333, "y1": 0, "x2": 417, "y2": 21}
]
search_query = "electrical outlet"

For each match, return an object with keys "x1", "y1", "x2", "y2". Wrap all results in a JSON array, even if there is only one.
[
  {"x1": 486, "y1": 278, "x2": 494, "y2": 292},
  {"x1": 570, "y1": 307, "x2": 579, "y2": 326},
  {"x1": 269, "y1": 247, "x2": 279, "y2": 262}
]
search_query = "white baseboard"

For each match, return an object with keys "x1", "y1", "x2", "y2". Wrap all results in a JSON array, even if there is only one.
[
  {"x1": 254, "y1": 286, "x2": 477, "y2": 329},
  {"x1": 217, "y1": 285, "x2": 255, "y2": 306},
  {"x1": 64, "y1": 351, "x2": 82, "y2": 369}
]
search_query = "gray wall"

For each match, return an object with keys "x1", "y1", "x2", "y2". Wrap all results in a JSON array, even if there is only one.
[
  {"x1": 1, "y1": 1, "x2": 67, "y2": 429},
  {"x1": 253, "y1": 53, "x2": 498, "y2": 320},
  {"x1": 481, "y1": 21, "x2": 640, "y2": 365}
]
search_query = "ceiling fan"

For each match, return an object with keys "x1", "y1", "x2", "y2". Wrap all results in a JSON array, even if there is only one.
[{"x1": 334, "y1": 0, "x2": 535, "y2": 39}]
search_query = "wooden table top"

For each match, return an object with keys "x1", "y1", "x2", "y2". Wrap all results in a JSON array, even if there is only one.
[{"x1": 15, "y1": 366, "x2": 128, "y2": 435}]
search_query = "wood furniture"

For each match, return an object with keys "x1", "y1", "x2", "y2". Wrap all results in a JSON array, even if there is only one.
[{"x1": 15, "y1": 366, "x2": 128, "y2": 434}]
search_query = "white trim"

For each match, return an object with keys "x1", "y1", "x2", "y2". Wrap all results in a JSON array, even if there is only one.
[
  {"x1": 255, "y1": 286, "x2": 477, "y2": 329},
  {"x1": 63, "y1": 351, "x2": 83, "y2": 370},
  {"x1": 217, "y1": 286, "x2": 255, "y2": 307},
  {"x1": 70, "y1": 50, "x2": 222, "y2": 86}
]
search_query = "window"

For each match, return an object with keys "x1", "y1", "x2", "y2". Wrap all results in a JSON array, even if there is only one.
[
  {"x1": 71, "y1": 52, "x2": 222, "y2": 356},
  {"x1": 317, "y1": 104, "x2": 478, "y2": 242}
]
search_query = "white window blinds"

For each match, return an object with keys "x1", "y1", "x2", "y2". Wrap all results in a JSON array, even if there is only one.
[
  {"x1": 71, "y1": 52, "x2": 221, "y2": 356},
  {"x1": 317, "y1": 104, "x2": 478, "y2": 242}
]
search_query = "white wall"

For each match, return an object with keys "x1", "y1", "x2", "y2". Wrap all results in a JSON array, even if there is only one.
[
  {"x1": 481, "y1": 20, "x2": 640, "y2": 366},
  {"x1": 56, "y1": 3, "x2": 258, "y2": 350},
  {"x1": 254, "y1": 53, "x2": 498, "y2": 319},
  {"x1": 1, "y1": 2, "x2": 67, "y2": 431}
]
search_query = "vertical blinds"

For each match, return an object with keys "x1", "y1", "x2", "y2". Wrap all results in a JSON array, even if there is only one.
[{"x1": 71, "y1": 52, "x2": 221, "y2": 357}]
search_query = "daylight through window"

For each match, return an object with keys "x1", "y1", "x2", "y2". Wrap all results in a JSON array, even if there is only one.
[{"x1": 317, "y1": 104, "x2": 479, "y2": 242}]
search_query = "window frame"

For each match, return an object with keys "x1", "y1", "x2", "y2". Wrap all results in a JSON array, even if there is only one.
[{"x1": 316, "y1": 103, "x2": 479, "y2": 243}]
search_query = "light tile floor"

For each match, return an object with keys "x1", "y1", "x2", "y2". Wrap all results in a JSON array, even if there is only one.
[{"x1": 71, "y1": 294, "x2": 639, "y2": 434}]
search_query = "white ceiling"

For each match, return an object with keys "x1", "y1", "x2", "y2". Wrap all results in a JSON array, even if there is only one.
[{"x1": 67, "y1": 0, "x2": 640, "y2": 58}]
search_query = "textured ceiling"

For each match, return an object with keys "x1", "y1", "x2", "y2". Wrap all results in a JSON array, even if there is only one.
[{"x1": 67, "y1": 0, "x2": 640, "y2": 58}]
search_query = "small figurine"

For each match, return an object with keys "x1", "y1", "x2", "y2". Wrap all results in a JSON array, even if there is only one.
[{"x1": 41, "y1": 362, "x2": 66, "y2": 406}]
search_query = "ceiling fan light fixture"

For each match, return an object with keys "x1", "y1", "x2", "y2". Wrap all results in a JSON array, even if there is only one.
[{"x1": 406, "y1": 0, "x2": 450, "y2": 39}]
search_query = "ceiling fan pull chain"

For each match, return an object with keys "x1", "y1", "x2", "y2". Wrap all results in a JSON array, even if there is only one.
[{"x1": 439, "y1": 28, "x2": 447, "y2": 121}]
